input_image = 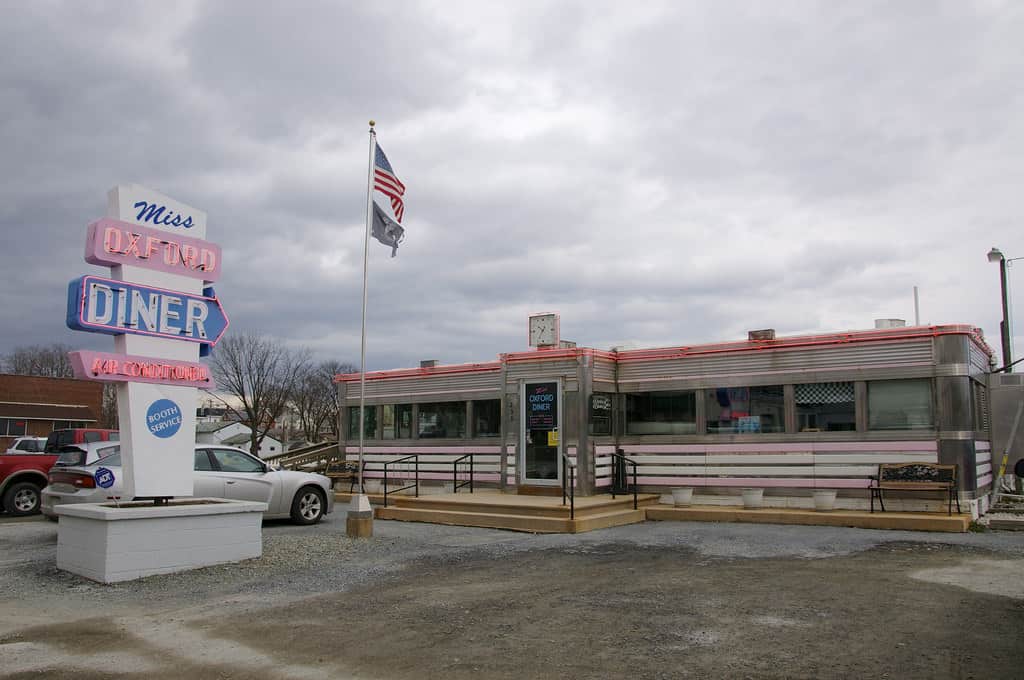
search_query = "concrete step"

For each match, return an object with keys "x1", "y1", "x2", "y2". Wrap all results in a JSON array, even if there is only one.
[
  {"x1": 572, "y1": 508, "x2": 647, "y2": 533},
  {"x1": 387, "y1": 494, "x2": 659, "y2": 519},
  {"x1": 990, "y1": 504, "x2": 1024, "y2": 516},
  {"x1": 376, "y1": 506, "x2": 572, "y2": 533},
  {"x1": 375, "y1": 506, "x2": 648, "y2": 534},
  {"x1": 989, "y1": 517, "x2": 1024, "y2": 531}
]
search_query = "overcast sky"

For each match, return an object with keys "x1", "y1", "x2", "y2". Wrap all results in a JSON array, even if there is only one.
[{"x1": 2, "y1": 1, "x2": 1023, "y2": 372}]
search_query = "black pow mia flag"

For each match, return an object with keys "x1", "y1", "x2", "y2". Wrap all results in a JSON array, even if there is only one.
[{"x1": 372, "y1": 202, "x2": 405, "y2": 257}]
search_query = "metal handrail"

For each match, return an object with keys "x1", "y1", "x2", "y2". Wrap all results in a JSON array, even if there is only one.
[
  {"x1": 561, "y1": 453, "x2": 576, "y2": 520},
  {"x1": 383, "y1": 454, "x2": 418, "y2": 508},
  {"x1": 610, "y1": 449, "x2": 638, "y2": 510},
  {"x1": 453, "y1": 453, "x2": 475, "y2": 494}
]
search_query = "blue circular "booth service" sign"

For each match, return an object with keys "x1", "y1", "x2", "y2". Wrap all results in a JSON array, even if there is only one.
[{"x1": 146, "y1": 398, "x2": 182, "y2": 438}]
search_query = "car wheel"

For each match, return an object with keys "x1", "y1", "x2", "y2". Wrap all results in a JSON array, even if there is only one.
[
  {"x1": 3, "y1": 482, "x2": 42, "y2": 516},
  {"x1": 290, "y1": 486, "x2": 326, "y2": 525}
]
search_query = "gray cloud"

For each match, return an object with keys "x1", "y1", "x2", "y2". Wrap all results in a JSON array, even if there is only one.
[{"x1": 2, "y1": 1, "x2": 1023, "y2": 372}]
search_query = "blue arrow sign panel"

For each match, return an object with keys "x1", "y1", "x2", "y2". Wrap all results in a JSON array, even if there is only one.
[{"x1": 66, "y1": 275, "x2": 229, "y2": 346}]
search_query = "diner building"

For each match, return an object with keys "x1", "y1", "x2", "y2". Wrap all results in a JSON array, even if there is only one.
[{"x1": 336, "y1": 320, "x2": 1005, "y2": 516}]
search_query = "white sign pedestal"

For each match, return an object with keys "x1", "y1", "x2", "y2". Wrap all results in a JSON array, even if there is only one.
[{"x1": 56, "y1": 499, "x2": 266, "y2": 583}]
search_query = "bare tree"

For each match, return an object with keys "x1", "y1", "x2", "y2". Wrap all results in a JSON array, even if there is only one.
[
  {"x1": 320, "y1": 359, "x2": 355, "y2": 437},
  {"x1": 291, "y1": 360, "x2": 354, "y2": 442},
  {"x1": 209, "y1": 333, "x2": 310, "y2": 456},
  {"x1": 3, "y1": 343, "x2": 74, "y2": 377},
  {"x1": 99, "y1": 383, "x2": 119, "y2": 429}
]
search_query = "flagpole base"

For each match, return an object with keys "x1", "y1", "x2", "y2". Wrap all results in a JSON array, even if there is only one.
[{"x1": 346, "y1": 494, "x2": 374, "y2": 538}]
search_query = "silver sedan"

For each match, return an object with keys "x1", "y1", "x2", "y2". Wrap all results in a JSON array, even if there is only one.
[{"x1": 41, "y1": 445, "x2": 334, "y2": 525}]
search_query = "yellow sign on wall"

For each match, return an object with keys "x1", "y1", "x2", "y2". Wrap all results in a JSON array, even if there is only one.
[{"x1": 547, "y1": 430, "x2": 559, "y2": 446}]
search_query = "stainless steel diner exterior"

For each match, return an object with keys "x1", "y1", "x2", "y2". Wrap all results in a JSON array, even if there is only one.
[{"x1": 336, "y1": 323, "x2": 1016, "y2": 516}]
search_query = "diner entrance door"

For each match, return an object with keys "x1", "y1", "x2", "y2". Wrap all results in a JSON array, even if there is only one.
[{"x1": 520, "y1": 380, "x2": 562, "y2": 486}]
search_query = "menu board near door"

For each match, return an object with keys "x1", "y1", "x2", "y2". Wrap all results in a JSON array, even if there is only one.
[
  {"x1": 590, "y1": 393, "x2": 612, "y2": 435},
  {"x1": 526, "y1": 382, "x2": 558, "y2": 428}
]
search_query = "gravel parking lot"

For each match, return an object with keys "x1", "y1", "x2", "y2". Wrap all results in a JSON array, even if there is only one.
[{"x1": 2, "y1": 512, "x2": 1024, "y2": 679}]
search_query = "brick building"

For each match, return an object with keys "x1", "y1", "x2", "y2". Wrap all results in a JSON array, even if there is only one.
[{"x1": 0, "y1": 374, "x2": 103, "y2": 450}]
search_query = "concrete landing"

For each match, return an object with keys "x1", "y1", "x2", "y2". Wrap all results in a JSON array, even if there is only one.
[{"x1": 369, "y1": 491, "x2": 660, "y2": 534}]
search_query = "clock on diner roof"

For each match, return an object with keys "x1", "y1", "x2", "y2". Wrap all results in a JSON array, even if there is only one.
[{"x1": 529, "y1": 313, "x2": 559, "y2": 347}]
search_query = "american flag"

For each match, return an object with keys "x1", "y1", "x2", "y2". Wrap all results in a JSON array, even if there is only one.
[{"x1": 374, "y1": 144, "x2": 405, "y2": 223}]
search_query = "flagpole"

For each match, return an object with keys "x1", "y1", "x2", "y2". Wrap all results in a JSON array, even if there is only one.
[
  {"x1": 348, "y1": 119, "x2": 377, "y2": 538},
  {"x1": 359, "y1": 121, "x2": 377, "y2": 491}
]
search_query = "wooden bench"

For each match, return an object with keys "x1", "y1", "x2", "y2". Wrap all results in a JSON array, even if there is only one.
[
  {"x1": 324, "y1": 461, "x2": 362, "y2": 493},
  {"x1": 870, "y1": 463, "x2": 960, "y2": 515}
]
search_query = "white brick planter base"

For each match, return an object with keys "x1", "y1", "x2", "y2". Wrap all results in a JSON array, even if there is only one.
[{"x1": 56, "y1": 498, "x2": 267, "y2": 583}]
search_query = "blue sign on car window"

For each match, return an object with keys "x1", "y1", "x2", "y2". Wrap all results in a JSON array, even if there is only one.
[{"x1": 94, "y1": 467, "x2": 115, "y2": 489}]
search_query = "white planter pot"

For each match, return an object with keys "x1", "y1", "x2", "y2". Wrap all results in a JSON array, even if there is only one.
[
  {"x1": 741, "y1": 488, "x2": 764, "y2": 509},
  {"x1": 813, "y1": 489, "x2": 837, "y2": 511},
  {"x1": 671, "y1": 487, "x2": 694, "y2": 507}
]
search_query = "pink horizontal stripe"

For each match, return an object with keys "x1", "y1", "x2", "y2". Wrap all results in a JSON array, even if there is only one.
[
  {"x1": 977, "y1": 474, "x2": 993, "y2": 488},
  {"x1": 616, "y1": 441, "x2": 938, "y2": 455},
  {"x1": 595, "y1": 478, "x2": 611, "y2": 487},
  {"x1": 620, "y1": 444, "x2": 708, "y2": 453},
  {"x1": 345, "y1": 446, "x2": 503, "y2": 454},
  {"x1": 635, "y1": 477, "x2": 872, "y2": 489},
  {"x1": 810, "y1": 441, "x2": 937, "y2": 452},
  {"x1": 362, "y1": 471, "x2": 501, "y2": 482},
  {"x1": 974, "y1": 441, "x2": 991, "y2": 451}
]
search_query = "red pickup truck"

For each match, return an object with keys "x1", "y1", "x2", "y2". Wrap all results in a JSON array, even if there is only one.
[
  {"x1": 0, "y1": 428, "x2": 118, "y2": 515},
  {"x1": 0, "y1": 452, "x2": 58, "y2": 515}
]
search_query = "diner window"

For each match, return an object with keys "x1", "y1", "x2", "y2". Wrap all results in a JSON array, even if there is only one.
[
  {"x1": 868, "y1": 379, "x2": 934, "y2": 430},
  {"x1": 0, "y1": 418, "x2": 28, "y2": 436},
  {"x1": 473, "y1": 400, "x2": 501, "y2": 437},
  {"x1": 418, "y1": 402, "x2": 466, "y2": 439},
  {"x1": 626, "y1": 391, "x2": 696, "y2": 434},
  {"x1": 382, "y1": 404, "x2": 413, "y2": 439},
  {"x1": 705, "y1": 386, "x2": 785, "y2": 434},
  {"x1": 973, "y1": 381, "x2": 990, "y2": 433},
  {"x1": 795, "y1": 382, "x2": 855, "y2": 432},
  {"x1": 347, "y1": 405, "x2": 377, "y2": 439}
]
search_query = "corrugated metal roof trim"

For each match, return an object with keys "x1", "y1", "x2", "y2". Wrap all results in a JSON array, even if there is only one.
[
  {"x1": 336, "y1": 348, "x2": 619, "y2": 383},
  {"x1": 501, "y1": 348, "x2": 617, "y2": 363},
  {"x1": 618, "y1": 340, "x2": 933, "y2": 380},
  {"x1": 334, "y1": 325, "x2": 991, "y2": 382},
  {"x1": 336, "y1": 361, "x2": 502, "y2": 383},
  {"x1": 616, "y1": 325, "x2": 992, "y2": 362}
]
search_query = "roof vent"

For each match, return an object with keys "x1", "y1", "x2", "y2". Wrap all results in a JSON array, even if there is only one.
[
  {"x1": 748, "y1": 329, "x2": 776, "y2": 342},
  {"x1": 420, "y1": 359, "x2": 439, "y2": 368},
  {"x1": 559, "y1": 340, "x2": 577, "y2": 349},
  {"x1": 874, "y1": 319, "x2": 906, "y2": 329}
]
